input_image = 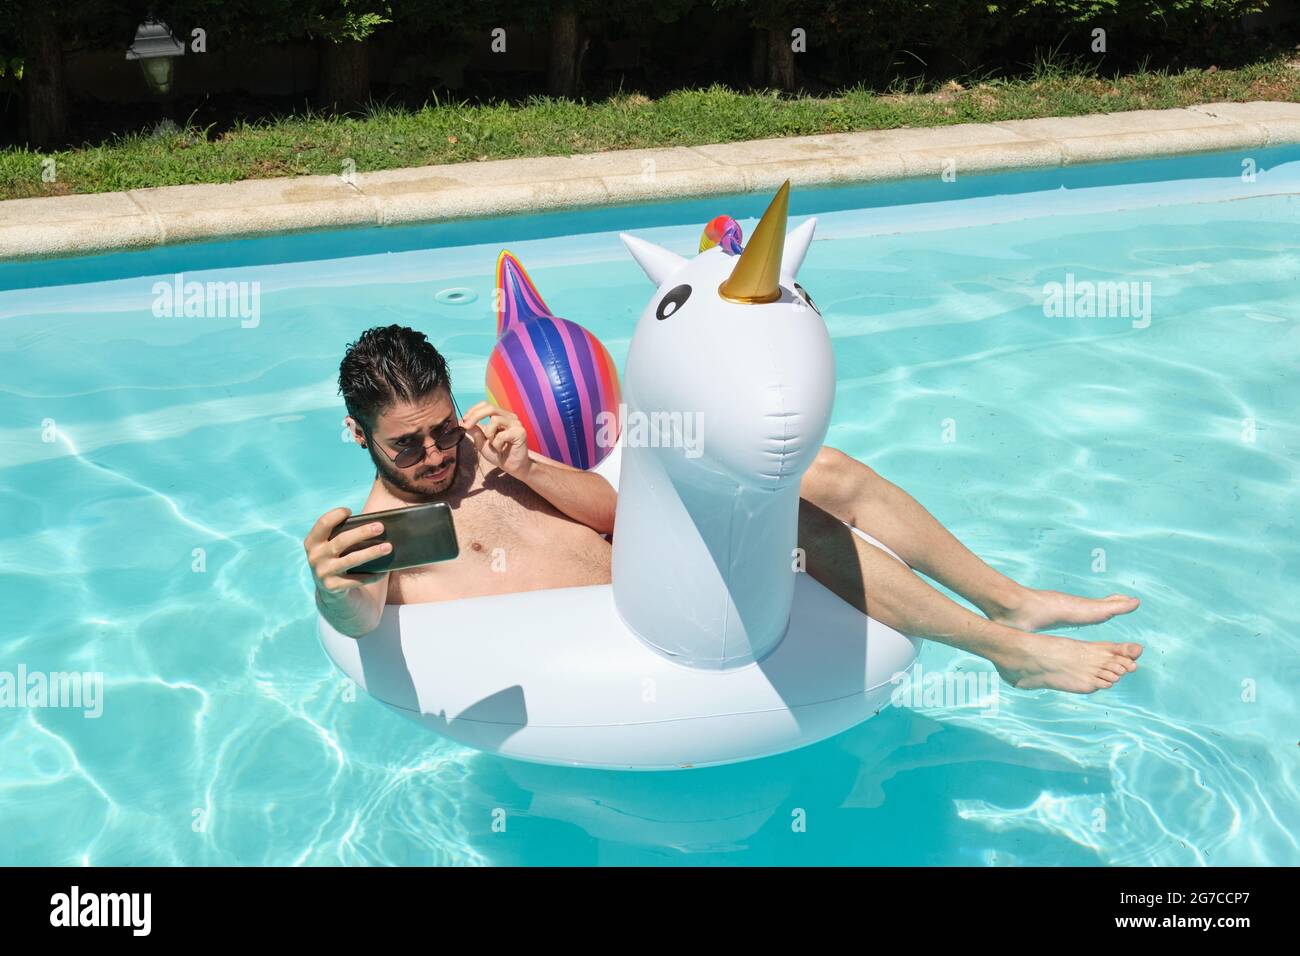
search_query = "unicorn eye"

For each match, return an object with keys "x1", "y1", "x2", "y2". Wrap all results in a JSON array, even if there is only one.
[
  {"x1": 656, "y1": 284, "x2": 692, "y2": 320},
  {"x1": 794, "y1": 282, "x2": 821, "y2": 316}
]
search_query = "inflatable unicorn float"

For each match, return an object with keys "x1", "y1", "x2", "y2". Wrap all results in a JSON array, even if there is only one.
[{"x1": 319, "y1": 182, "x2": 921, "y2": 770}]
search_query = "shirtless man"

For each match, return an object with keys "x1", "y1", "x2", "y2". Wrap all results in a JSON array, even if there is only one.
[{"x1": 305, "y1": 325, "x2": 1143, "y2": 694}]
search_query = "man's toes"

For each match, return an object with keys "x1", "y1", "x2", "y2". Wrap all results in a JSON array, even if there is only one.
[
  {"x1": 1105, "y1": 641, "x2": 1143, "y2": 660},
  {"x1": 1104, "y1": 653, "x2": 1137, "y2": 674}
]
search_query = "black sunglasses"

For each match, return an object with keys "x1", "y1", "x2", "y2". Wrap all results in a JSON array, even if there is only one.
[{"x1": 367, "y1": 396, "x2": 467, "y2": 469}]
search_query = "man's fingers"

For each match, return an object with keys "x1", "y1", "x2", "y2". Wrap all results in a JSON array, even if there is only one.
[
  {"x1": 306, "y1": 507, "x2": 351, "y2": 547},
  {"x1": 326, "y1": 520, "x2": 386, "y2": 556},
  {"x1": 491, "y1": 426, "x2": 523, "y2": 455},
  {"x1": 460, "y1": 401, "x2": 491, "y2": 427},
  {"x1": 478, "y1": 417, "x2": 512, "y2": 449},
  {"x1": 484, "y1": 415, "x2": 523, "y2": 438},
  {"x1": 462, "y1": 402, "x2": 518, "y2": 430},
  {"x1": 331, "y1": 540, "x2": 393, "y2": 574},
  {"x1": 467, "y1": 409, "x2": 527, "y2": 468},
  {"x1": 462, "y1": 401, "x2": 510, "y2": 422}
]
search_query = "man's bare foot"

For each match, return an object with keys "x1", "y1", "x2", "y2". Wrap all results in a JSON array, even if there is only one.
[
  {"x1": 990, "y1": 587, "x2": 1140, "y2": 632},
  {"x1": 989, "y1": 631, "x2": 1143, "y2": 694}
]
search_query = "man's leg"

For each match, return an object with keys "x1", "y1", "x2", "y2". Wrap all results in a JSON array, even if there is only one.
[
  {"x1": 798, "y1": 499, "x2": 1142, "y2": 693},
  {"x1": 800, "y1": 447, "x2": 1139, "y2": 631}
]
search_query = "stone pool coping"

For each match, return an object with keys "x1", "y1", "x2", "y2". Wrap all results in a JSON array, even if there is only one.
[{"x1": 4, "y1": 101, "x2": 1300, "y2": 261}]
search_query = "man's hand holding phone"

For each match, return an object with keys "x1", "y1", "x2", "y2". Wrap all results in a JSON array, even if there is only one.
[
  {"x1": 304, "y1": 508, "x2": 391, "y2": 595},
  {"x1": 305, "y1": 502, "x2": 457, "y2": 638}
]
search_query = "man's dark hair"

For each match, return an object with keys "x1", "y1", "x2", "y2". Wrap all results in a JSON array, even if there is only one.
[{"x1": 338, "y1": 325, "x2": 451, "y2": 430}]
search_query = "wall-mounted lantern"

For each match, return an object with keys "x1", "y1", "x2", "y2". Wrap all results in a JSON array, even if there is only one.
[{"x1": 126, "y1": 18, "x2": 185, "y2": 97}]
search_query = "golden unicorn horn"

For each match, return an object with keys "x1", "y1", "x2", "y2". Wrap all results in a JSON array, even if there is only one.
[{"x1": 718, "y1": 180, "x2": 790, "y2": 304}]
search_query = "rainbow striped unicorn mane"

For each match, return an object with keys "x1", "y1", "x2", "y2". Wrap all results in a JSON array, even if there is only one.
[{"x1": 485, "y1": 251, "x2": 622, "y2": 470}]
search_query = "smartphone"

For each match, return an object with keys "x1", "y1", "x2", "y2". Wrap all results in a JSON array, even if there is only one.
[{"x1": 330, "y1": 501, "x2": 459, "y2": 574}]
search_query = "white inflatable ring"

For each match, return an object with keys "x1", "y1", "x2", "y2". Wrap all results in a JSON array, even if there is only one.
[
  {"x1": 319, "y1": 186, "x2": 922, "y2": 770},
  {"x1": 320, "y1": 448, "x2": 921, "y2": 772}
]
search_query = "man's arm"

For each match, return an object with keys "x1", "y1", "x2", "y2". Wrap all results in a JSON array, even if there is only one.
[
  {"x1": 462, "y1": 400, "x2": 618, "y2": 536},
  {"x1": 517, "y1": 450, "x2": 617, "y2": 535},
  {"x1": 303, "y1": 507, "x2": 392, "y2": 638}
]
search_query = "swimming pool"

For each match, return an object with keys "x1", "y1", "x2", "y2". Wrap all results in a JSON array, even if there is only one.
[{"x1": 1, "y1": 146, "x2": 1297, "y2": 865}]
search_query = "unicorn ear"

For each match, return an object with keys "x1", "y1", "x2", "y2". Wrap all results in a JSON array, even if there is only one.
[
  {"x1": 780, "y1": 217, "x2": 817, "y2": 284},
  {"x1": 620, "y1": 233, "x2": 686, "y2": 287}
]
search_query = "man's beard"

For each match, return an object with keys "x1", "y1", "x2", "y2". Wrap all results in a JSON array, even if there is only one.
[{"x1": 367, "y1": 445, "x2": 459, "y2": 499}]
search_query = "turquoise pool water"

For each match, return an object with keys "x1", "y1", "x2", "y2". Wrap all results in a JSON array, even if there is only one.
[{"x1": 1, "y1": 148, "x2": 1297, "y2": 866}]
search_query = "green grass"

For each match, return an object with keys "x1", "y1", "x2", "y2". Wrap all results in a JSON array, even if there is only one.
[{"x1": 4, "y1": 58, "x2": 1299, "y2": 201}]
